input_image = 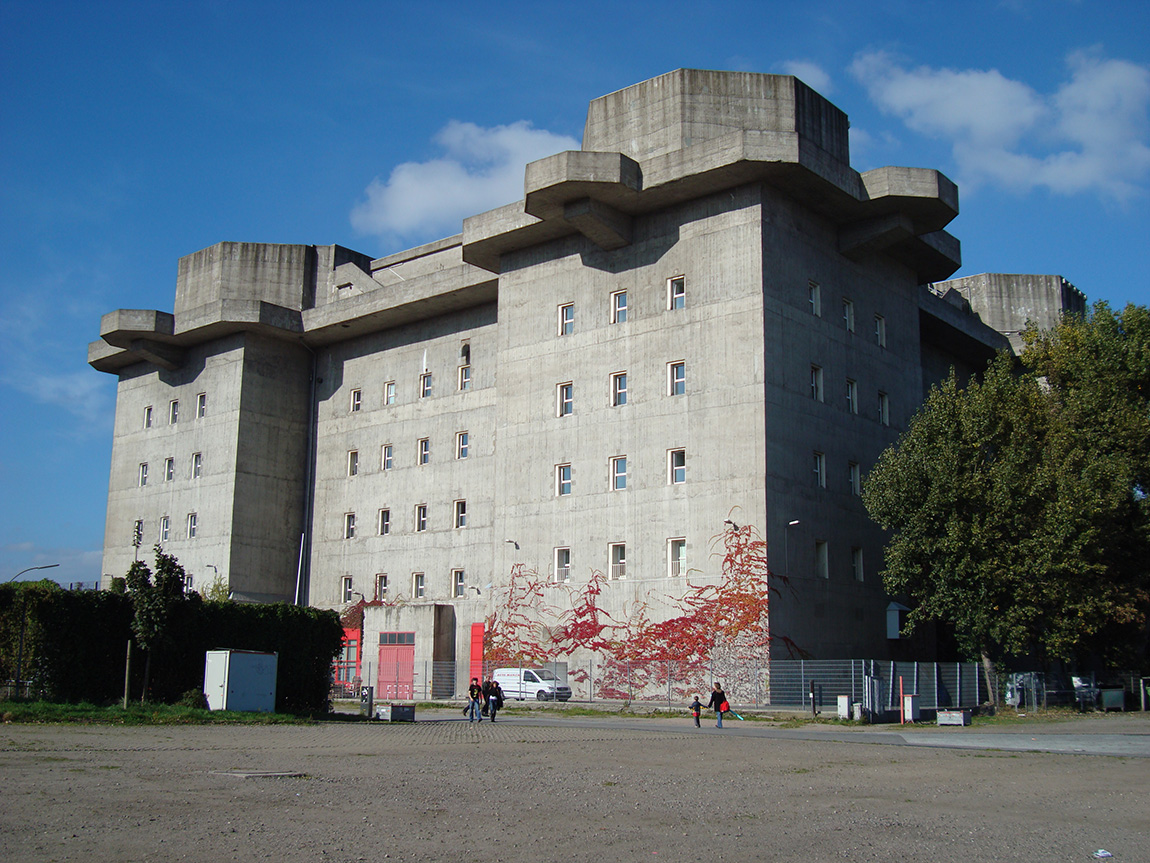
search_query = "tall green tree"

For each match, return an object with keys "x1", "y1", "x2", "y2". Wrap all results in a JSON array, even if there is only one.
[
  {"x1": 125, "y1": 546, "x2": 194, "y2": 702},
  {"x1": 864, "y1": 302, "x2": 1150, "y2": 675}
]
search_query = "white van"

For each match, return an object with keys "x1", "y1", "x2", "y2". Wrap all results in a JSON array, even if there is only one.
[{"x1": 492, "y1": 667, "x2": 572, "y2": 701}]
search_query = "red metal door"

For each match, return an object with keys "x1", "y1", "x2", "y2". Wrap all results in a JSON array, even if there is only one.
[{"x1": 377, "y1": 644, "x2": 415, "y2": 699}]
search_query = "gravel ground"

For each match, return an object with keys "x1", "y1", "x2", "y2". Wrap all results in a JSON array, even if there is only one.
[{"x1": 1, "y1": 711, "x2": 1146, "y2": 862}]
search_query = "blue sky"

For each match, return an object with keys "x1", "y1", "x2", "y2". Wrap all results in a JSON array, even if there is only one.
[{"x1": 2, "y1": 0, "x2": 1148, "y2": 585}]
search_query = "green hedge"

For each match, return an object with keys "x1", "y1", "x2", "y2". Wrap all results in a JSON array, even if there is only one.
[{"x1": 0, "y1": 583, "x2": 342, "y2": 712}]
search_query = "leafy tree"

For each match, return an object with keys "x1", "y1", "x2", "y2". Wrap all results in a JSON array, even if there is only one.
[
  {"x1": 864, "y1": 302, "x2": 1150, "y2": 678},
  {"x1": 125, "y1": 546, "x2": 192, "y2": 702}
]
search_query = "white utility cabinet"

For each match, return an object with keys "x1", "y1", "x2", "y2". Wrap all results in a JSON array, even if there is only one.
[{"x1": 203, "y1": 649, "x2": 278, "y2": 712}]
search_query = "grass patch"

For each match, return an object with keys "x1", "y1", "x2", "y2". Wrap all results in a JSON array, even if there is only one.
[{"x1": 0, "y1": 700, "x2": 319, "y2": 726}]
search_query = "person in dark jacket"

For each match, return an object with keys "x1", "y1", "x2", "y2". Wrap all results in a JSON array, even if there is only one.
[
  {"x1": 488, "y1": 681, "x2": 505, "y2": 722},
  {"x1": 707, "y1": 683, "x2": 727, "y2": 728},
  {"x1": 689, "y1": 695, "x2": 703, "y2": 727},
  {"x1": 467, "y1": 678, "x2": 483, "y2": 722}
]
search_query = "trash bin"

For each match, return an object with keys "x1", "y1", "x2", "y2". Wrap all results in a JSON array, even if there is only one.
[{"x1": 1100, "y1": 689, "x2": 1125, "y2": 711}]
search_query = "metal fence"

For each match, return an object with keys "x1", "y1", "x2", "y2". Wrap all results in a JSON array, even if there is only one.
[{"x1": 332, "y1": 657, "x2": 986, "y2": 713}]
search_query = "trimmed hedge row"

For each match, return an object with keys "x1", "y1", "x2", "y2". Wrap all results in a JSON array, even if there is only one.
[{"x1": 0, "y1": 582, "x2": 343, "y2": 712}]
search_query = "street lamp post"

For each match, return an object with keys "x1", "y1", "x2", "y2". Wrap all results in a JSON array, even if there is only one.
[
  {"x1": 784, "y1": 520, "x2": 800, "y2": 577},
  {"x1": 9, "y1": 564, "x2": 60, "y2": 695}
]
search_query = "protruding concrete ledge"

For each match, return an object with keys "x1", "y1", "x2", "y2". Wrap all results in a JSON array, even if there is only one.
[
  {"x1": 859, "y1": 167, "x2": 959, "y2": 234},
  {"x1": 563, "y1": 197, "x2": 633, "y2": 250},
  {"x1": 524, "y1": 151, "x2": 642, "y2": 221},
  {"x1": 99, "y1": 309, "x2": 175, "y2": 346}
]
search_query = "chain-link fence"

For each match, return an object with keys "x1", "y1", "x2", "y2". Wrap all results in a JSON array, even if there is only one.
[{"x1": 988, "y1": 669, "x2": 1149, "y2": 712}]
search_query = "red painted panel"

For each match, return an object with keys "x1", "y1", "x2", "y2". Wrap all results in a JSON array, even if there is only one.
[
  {"x1": 470, "y1": 622, "x2": 485, "y2": 682},
  {"x1": 377, "y1": 644, "x2": 415, "y2": 699}
]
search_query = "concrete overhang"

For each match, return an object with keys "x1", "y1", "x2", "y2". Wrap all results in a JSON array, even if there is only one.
[
  {"x1": 89, "y1": 302, "x2": 305, "y2": 374},
  {"x1": 463, "y1": 129, "x2": 960, "y2": 281},
  {"x1": 919, "y1": 285, "x2": 1012, "y2": 368},
  {"x1": 302, "y1": 265, "x2": 497, "y2": 346}
]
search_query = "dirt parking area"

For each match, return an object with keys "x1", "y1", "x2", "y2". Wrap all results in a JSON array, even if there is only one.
[{"x1": 1, "y1": 712, "x2": 1146, "y2": 862}]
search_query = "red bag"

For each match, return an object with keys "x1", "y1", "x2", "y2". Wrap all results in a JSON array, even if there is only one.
[{"x1": 719, "y1": 700, "x2": 730, "y2": 713}]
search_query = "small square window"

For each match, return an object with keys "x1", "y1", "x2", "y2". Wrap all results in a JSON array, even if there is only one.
[
  {"x1": 849, "y1": 461, "x2": 861, "y2": 495},
  {"x1": 420, "y1": 373, "x2": 432, "y2": 399},
  {"x1": 169, "y1": 400, "x2": 179, "y2": 424},
  {"x1": 456, "y1": 431, "x2": 469, "y2": 459},
  {"x1": 813, "y1": 451, "x2": 826, "y2": 488},
  {"x1": 669, "y1": 449, "x2": 686, "y2": 484},
  {"x1": 669, "y1": 361, "x2": 686, "y2": 396},
  {"x1": 668, "y1": 276, "x2": 685, "y2": 310},
  {"x1": 611, "y1": 290, "x2": 628, "y2": 324},
  {"x1": 192, "y1": 452, "x2": 203, "y2": 479},
  {"x1": 412, "y1": 572, "x2": 425, "y2": 598},
  {"x1": 874, "y1": 314, "x2": 886, "y2": 348},
  {"x1": 453, "y1": 569, "x2": 466, "y2": 598},
  {"x1": 815, "y1": 540, "x2": 829, "y2": 578},
  {"x1": 852, "y1": 547, "x2": 865, "y2": 582},
  {"x1": 143, "y1": 405, "x2": 153, "y2": 429},
  {"x1": 668, "y1": 538, "x2": 686, "y2": 577},
  {"x1": 344, "y1": 513, "x2": 356, "y2": 539},
  {"x1": 554, "y1": 548, "x2": 571, "y2": 583},
  {"x1": 384, "y1": 381, "x2": 396, "y2": 405},
  {"x1": 878, "y1": 391, "x2": 890, "y2": 427},
  {"x1": 609, "y1": 542, "x2": 627, "y2": 580},
  {"x1": 415, "y1": 504, "x2": 427, "y2": 532},
  {"x1": 811, "y1": 365, "x2": 823, "y2": 402},
  {"x1": 454, "y1": 499, "x2": 467, "y2": 529},
  {"x1": 611, "y1": 371, "x2": 627, "y2": 407},
  {"x1": 557, "y1": 382, "x2": 573, "y2": 417},
  {"x1": 196, "y1": 392, "x2": 207, "y2": 419},
  {"x1": 186, "y1": 512, "x2": 197, "y2": 538},
  {"x1": 374, "y1": 573, "x2": 388, "y2": 600},
  {"x1": 611, "y1": 456, "x2": 627, "y2": 491},
  {"x1": 138, "y1": 463, "x2": 148, "y2": 487},
  {"x1": 382, "y1": 444, "x2": 393, "y2": 471},
  {"x1": 808, "y1": 281, "x2": 821, "y2": 317},
  {"x1": 378, "y1": 509, "x2": 391, "y2": 536},
  {"x1": 164, "y1": 458, "x2": 174, "y2": 482},
  {"x1": 843, "y1": 299, "x2": 855, "y2": 333},
  {"x1": 342, "y1": 576, "x2": 354, "y2": 603},
  {"x1": 556, "y1": 463, "x2": 572, "y2": 496},
  {"x1": 350, "y1": 389, "x2": 361, "y2": 412},
  {"x1": 846, "y1": 379, "x2": 858, "y2": 414},
  {"x1": 159, "y1": 515, "x2": 170, "y2": 543},
  {"x1": 458, "y1": 365, "x2": 471, "y2": 391},
  {"x1": 559, "y1": 303, "x2": 574, "y2": 336},
  {"x1": 347, "y1": 450, "x2": 359, "y2": 476},
  {"x1": 418, "y1": 438, "x2": 430, "y2": 465}
]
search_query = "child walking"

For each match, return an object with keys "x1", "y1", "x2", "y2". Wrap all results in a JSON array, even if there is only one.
[{"x1": 689, "y1": 695, "x2": 702, "y2": 728}]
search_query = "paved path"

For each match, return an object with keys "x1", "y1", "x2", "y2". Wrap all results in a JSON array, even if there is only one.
[{"x1": 414, "y1": 708, "x2": 1150, "y2": 757}]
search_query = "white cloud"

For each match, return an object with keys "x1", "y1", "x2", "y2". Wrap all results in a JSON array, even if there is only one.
[
  {"x1": 781, "y1": 60, "x2": 833, "y2": 95},
  {"x1": 351, "y1": 120, "x2": 580, "y2": 242},
  {"x1": 850, "y1": 50, "x2": 1150, "y2": 200}
]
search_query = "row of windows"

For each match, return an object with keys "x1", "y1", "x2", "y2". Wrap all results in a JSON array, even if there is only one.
[
  {"x1": 343, "y1": 500, "x2": 467, "y2": 539},
  {"x1": 138, "y1": 453, "x2": 203, "y2": 486},
  {"x1": 132, "y1": 514, "x2": 198, "y2": 545},
  {"x1": 812, "y1": 454, "x2": 865, "y2": 494},
  {"x1": 557, "y1": 362, "x2": 686, "y2": 417},
  {"x1": 343, "y1": 570, "x2": 470, "y2": 602},
  {"x1": 348, "y1": 346, "x2": 474, "y2": 414},
  {"x1": 143, "y1": 393, "x2": 207, "y2": 428},
  {"x1": 809, "y1": 366, "x2": 891, "y2": 425},
  {"x1": 556, "y1": 275, "x2": 687, "y2": 336},
  {"x1": 808, "y1": 281, "x2": 887, "y2": 348},
  {"x1": 348, "y1": 431, "x2": 470, "y2": 476},
  {"x1": 340, "y1": 535, "x2": 865, "y2": 604}
]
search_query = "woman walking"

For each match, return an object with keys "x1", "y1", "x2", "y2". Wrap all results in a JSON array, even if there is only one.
[{"x1": 707, "y1": 682, "x2": 727, "y2": 729}]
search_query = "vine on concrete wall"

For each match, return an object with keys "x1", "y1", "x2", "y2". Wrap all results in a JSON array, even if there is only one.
[{"x1": 482, "y1": 521, "x2": 798, "y2": 702}]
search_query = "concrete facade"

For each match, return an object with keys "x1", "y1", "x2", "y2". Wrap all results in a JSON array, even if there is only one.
[{"x1": 90, "y1": 70, "x2": 1082, "y2": 685}]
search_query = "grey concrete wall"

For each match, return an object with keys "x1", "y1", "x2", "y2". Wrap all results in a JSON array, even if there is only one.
[
  {"x1": 175, "y1": 243, "x2": 315, "y2": 318},
  {"x1": 935, "y1": 273, "x2": 1085, "y2": 353}
]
